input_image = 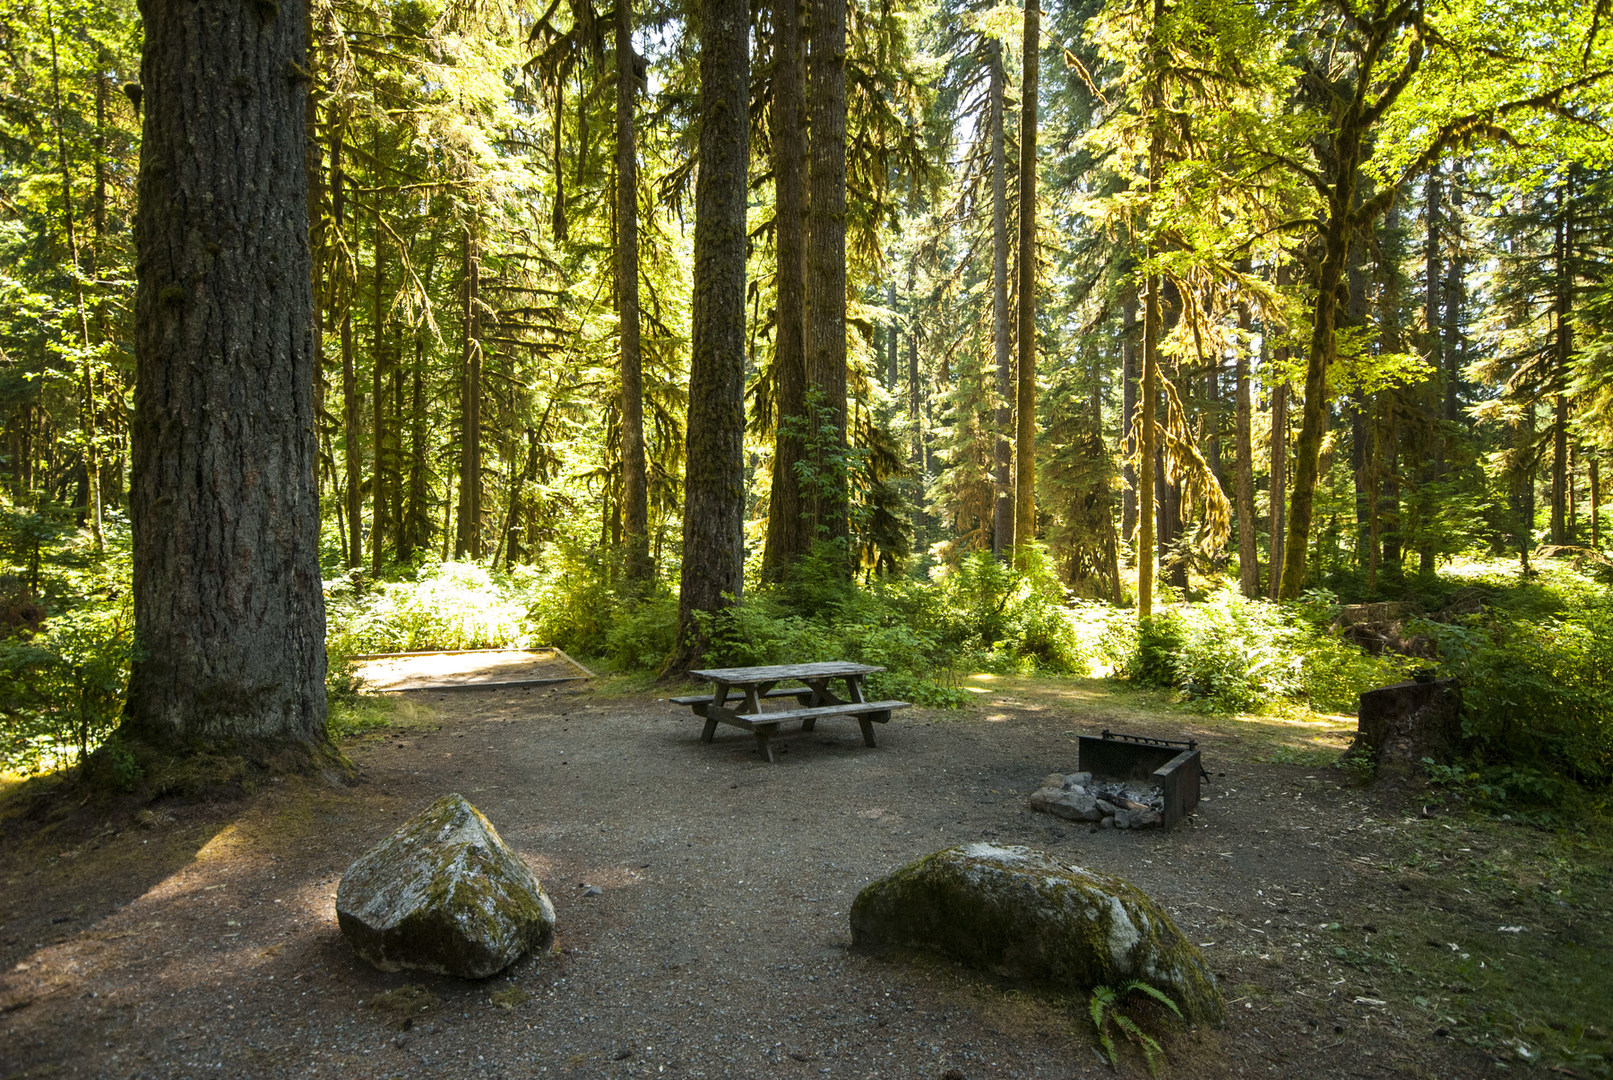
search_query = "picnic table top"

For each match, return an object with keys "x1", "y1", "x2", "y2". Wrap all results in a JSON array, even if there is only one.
[{"x1": 687, "y1": 661, "x2": 883, "y2": 683}]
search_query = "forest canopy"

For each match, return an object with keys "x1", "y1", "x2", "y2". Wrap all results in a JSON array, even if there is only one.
[{"x1": 1, "y1": 0, "x2": 1611, "y2": 790}]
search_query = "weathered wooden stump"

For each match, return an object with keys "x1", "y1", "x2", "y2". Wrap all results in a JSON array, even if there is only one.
[{"x1": 1347, "y1": 677, "x2": 1463, "y2": 780}]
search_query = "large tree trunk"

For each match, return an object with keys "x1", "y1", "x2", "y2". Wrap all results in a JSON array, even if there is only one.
[
  {"x1": 990, "y1": 40, "x2": 1012, "y2": 560},
  {"x1": 804, "y1": 0, "x2": 849, "y2": 557},
  {"x1": 124, "y1": 0, "x2": 327, "y2": 749},
  {"x1": 761, "y1": 0, "x2": 808, "y2": 581},
  {"x1": 618, "y1": 0, "x2": 650, "y2": 584},
  {"x1": 1235, "y1": 266, "x2": 1256, "y2": 598},
  {"x1": 1012, "y1": 0, "x2": 1039, "y2": 563},
  {"x1": 671, "y1": 0, "x2": 749, "y2": 671}
]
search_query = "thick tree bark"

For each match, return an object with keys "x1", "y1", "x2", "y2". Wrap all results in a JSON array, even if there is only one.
[
  {"x1": 1012, "y1": 0, "x2": 1038, "y2": 562},
  {"x1": 989, "y1": 40, "x2": 1012, "y2": 560},
  {"x1": 671, "y1": 0, "x2": 748, "y2": 671},
  {"x1": 1234, "y1": 267, "x2": 1256, "y2": 598},
  {"x1": 761, "y1": 0, "x2": 808, "y2": 581},
  {"x1": 124, "y1": 0, "x2": 327, "y2": 748},
  {"x1": 805, "y1": 0, "x2": 849, "y2": 555},
  {"x1": 618, "y1": 0, "x2": 650, "y2": 584}
]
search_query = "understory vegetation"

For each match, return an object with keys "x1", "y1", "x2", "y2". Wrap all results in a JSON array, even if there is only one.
[{"x1": 8, "y1": 496, "x2": 1609, "y2": 827}]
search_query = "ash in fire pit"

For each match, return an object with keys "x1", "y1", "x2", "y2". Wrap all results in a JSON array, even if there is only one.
[
  {"x1": 1030, "y1": 730, "x2": 1204, "y2": 829},
  {"x1": 1031, "y1": 772, "x2": 1164, "y2": 828}
]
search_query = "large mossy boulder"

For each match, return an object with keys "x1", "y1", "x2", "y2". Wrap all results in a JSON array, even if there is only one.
[
  {"x1": 849, "y1": 843, "x2": 1223, "y2": 1024},
  {"x1": 336, "y1": 794, "x2": 555, "y2": 979}
]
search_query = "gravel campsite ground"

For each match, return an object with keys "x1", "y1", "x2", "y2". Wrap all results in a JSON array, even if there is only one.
[{"x1": 2, "y1": 675, "x2": 1609, "y2": 1079}]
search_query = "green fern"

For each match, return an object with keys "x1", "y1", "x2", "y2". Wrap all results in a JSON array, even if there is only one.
[{"x1": 1087, "y1": 981, "x2": 1182, "y2": 1076}]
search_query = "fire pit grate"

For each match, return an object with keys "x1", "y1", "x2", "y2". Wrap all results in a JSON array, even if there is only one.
[{"x1": 1076, "y1": 730, "x2": 1205, "y2": 829}]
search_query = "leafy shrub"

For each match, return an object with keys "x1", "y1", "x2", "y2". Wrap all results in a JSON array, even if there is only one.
[
  {"x1": 1109, "y1": 587, "x2": 1407, "y2": 714},
  {"x1": 1418, "y1": 603, "x2": 1613, "y2": 788},
  {"x1": 0, "y1": 603, "x2": 134, "y2": 775},
  {"x1": 604, "y1": 595, "x2": 679, "y2": 671},
  {"x1": 325, "y1": 559, "x2": 533, "y2": 655}
]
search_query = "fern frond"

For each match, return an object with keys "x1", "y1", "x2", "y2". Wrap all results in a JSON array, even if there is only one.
[{"x1": 1122, "y1": 980, "x2": 1184, "y2": 1019}]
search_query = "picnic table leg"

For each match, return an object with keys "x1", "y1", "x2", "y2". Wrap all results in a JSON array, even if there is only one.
[
  {"x1": 858, "y1": 716, "x2": 877, "y2": 747},
  {"x1": 701, "y1": 680, "x2": 729, "y2": 743},
  {"x1": 754, "y1": 726, "x2": 779, "y2": 763}
]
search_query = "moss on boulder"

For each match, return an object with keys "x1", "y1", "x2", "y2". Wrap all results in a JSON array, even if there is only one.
[
  {"x1": 336, "y1": 793, "x2": 555, "y2": 979},
  {"x1": 849, "y1": 843, "x2": 1223, "y2": 1024}
]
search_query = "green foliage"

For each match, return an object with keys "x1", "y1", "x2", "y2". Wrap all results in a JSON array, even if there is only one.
[
  {"x1": 0, "y1": 601, "x2": 134, "y2": 775},
  {"x1": 1416, "y1": 599, "x2": 1613, "y2": 788},
  {"x1": 325, "y1": 560, "x2": 536, "y2": 656},
  {"x1": 1110, "y1": 587, "x2": 1409, "y2": 714},
  {"x1": 1087, "y1": 981, "x2": 1181, "y2": 1075}
]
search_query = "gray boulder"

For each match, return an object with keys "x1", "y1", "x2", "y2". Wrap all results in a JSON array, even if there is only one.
[
  {"x1": 849, "y1": 843, "x2": 1223, "y2": 1024},
  {"x1": 1029, "y1": 785, "x2": 1102, "y2": 822},
  {"x1": 336, "y1": 794, "x2": 555, "y2": 979}
]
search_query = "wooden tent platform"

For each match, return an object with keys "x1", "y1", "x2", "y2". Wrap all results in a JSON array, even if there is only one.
[{"x1": 351, "y1": 647, "x2": 593, "y2": 692}]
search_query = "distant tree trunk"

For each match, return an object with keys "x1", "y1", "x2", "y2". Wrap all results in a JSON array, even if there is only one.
[
  {"x1": 1138, "y1": 272, "x2": 1158, "y2": 617},
  {"x1": 551, "y1": 82, "x2": 568, "y2": 242},
  {"x1": 46, "y1": 4, "x2": 103, "y2": 553},
  {"x1": 1234, "y1": 267, "x2": 1256, "y2": 598},
  {"x1": 886, "y1": 283, "x2": 899, "y2": 388},
  {"x1": 1442, "y1": 161, "x2": 1464, "y2": 427},
  {"x1": 1121, "y1": 285, "x2": 1138, "y2": 543},
  {"x1": 400, "y1": 332, "x2": 429, "y2": 563},
  {"x1": 335, "y1": 133, "x2": 363, "y2": 571},
  {"x1": 989, "y1": 40, "x2": 1012, "y2": 560},
  {"x1": 371, "y1": 161, "x2": 388, "y2": 575},
  {"x1": 805, "y1": 0, "x2": 849, "y2": 557},
  {"x1": 124, "y1": 0, "x2": 328, "y2": 749},
  {"x1": 1136, "y1": 1, "x2": 1161, "y2": 618},
  {"x1": 671, "y1": 0, "x2": 748, "y2": 672},
  {"x1": 907, "y1": 262, "x2": 921, "y2": 466},
  {"x1": 456, "y1": 228, "x2": 483, "y2": 560},
  {"x1": 1268, "y1": 377, "x2": 1287, "y2": 601},
  {"x1": 618, "y1": 0, "x2": 650, "y2": 585},
  {"x1": 1550, "y1": 175, "x2": 1573, "y2": 546},
  {"x1": 1591, "y1": 455, "x2": 1601, "y2": 549},
  {"x1": 1012, "y1": 0, "x2": 1039, "y2": 564},
  {"x1": 761, "y1": 0, "x2": 808, "y2": 581}
]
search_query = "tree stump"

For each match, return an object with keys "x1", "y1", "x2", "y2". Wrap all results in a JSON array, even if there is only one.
[{"x1": 1348, "y1": 677, "x2": 1463, "y2": 780}]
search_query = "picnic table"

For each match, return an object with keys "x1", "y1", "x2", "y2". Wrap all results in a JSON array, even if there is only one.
[{"x1": 671, "y1": 662, "x2": 911, "y2": 763}]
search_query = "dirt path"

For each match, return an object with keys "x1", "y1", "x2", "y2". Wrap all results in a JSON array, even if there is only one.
[{"x1": 1, "y1": 676, "x2": 1598, "y2": 1079}]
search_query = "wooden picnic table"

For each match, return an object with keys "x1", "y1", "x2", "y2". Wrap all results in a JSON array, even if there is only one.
[{"x1": 671, "y1": 661, "x2": 911, "y2": 763}]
